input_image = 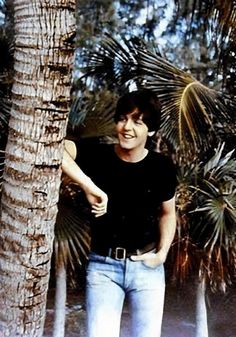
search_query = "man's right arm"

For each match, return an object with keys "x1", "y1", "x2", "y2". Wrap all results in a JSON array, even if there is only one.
[{"x1": 62, "y1": 140, "x2": 108, "y2": 217}]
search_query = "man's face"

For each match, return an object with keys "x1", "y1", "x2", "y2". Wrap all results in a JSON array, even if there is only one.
[{"x1": 115, "y1": 109, "x2": 149, "y2": 152}]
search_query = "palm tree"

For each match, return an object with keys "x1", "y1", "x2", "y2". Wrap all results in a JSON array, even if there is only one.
[
  {"x1": 173, "y1": 143, "x2": 236, "y2": 337},
  {"x1": 190, "y1": 143, "x2": 236, "y2": 292},
  {"x1": 0, "y1": 1, "x2": 76, "y2": 336}
]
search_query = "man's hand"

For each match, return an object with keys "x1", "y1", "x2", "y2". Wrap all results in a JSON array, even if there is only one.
[
  {"x1": 130, "y1": 249, "x2": 167, "y2": 268},
  {"x1": 62, "y1": 142, "x2": 108, "y2": 217},
  {"x1": 84, "y1": 185, "x2": 108, "y2": 217}
]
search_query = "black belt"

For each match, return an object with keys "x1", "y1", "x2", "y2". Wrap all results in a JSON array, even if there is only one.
[{"x1": 93, "y1": 242, "x2": 156, "y2": 261}]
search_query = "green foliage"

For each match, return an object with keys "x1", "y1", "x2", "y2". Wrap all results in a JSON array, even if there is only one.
[
  {"x1": 54, "y1": 175, "x2": 91, "y2": 277},
  {"x1": 83, "y1": 35, "x2": 236, "y2": 160},
  {"x1": 69, "y1": 89, "x2": 117, "y2": 139},
  {"x1": 175, "y1": 144, "x2": 236, "y2": 291},
  {"x1": 170, "y1": 0, "x2": 236, "y2": 93}
]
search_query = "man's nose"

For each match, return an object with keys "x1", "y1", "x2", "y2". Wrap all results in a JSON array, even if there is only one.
[{"x1": 123, "y1": 118, "x2": 132, "y2": 129}]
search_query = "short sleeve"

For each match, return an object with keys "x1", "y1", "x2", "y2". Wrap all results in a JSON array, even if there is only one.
[
  {"x1": 74, "y1": 137, "x2": 101, "y2": 175},
  {"x1": 161, "y1": 156, "x2": 177, "y2": 201}
]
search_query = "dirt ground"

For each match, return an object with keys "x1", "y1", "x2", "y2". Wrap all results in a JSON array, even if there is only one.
[{"x1": 43, "y1": 282, "x2": 236, "y2": 337}]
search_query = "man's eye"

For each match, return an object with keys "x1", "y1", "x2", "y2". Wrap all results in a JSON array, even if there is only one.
[
  {"x1": 119, "y1": 116, "x2": 126, "y2": 122},
  {"x1": 135, "y1": 119, "x2": 143, "y2": 125}
]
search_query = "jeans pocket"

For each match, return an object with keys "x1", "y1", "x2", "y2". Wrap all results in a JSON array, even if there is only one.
[
  {"x1": 88, "y1": 252, "x2": 107, "y2": 263},
  {"x1": 141, "y1": 259, "x2": 162, "y2": 270}
]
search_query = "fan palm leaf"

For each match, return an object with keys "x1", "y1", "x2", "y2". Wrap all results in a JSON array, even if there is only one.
[
  {"x1": 82, "y1": 35, "x2": 138, "y2": 88},
  {"x1": 69, "y1": 89, "x2": 117, "y2": 139},
  {"x1": 170, "y1": 162, "x2": 199, "y2": 283},
  {"x1": 53, "y1": 175, "x2": 91, "y2": 276},
  {"x1": 84, "y1": 35, "x2": 236, "y2": 158},
  {"x1": 170, "y1": 234, "x2": 197, "y2": 284},
  {"x1": 171, "y1": 143, "x2": 236, "y2": 289},
  {"x1": 175, "y1": 0, "x2": 236, "y2": 40},
  {"x1": 134, "y1": 45, "x2": 235, "y2": 156},
  {"x1": 189, "y1": 144, "x2": 236, "y2": 290},
  {"x1": 175, "y1": 0, "x2": 236, "y2": 73}
]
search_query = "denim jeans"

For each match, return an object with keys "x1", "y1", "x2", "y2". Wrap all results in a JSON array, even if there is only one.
[{"x1": 86, "y1": 252, "x2": 165, "y2": 337}]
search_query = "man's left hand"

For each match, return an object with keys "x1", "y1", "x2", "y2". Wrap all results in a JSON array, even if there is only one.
[{"x1": 130, "y1": 249, "x2": 167, "y2": 268}]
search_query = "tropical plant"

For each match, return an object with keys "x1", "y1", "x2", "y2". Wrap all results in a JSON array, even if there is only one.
[
  {"x1": 52, "y1": 175, "x2": 90, "y2": 337},
  {"x1": 174, "y1": 0, "x2": 236, "y2": 90},
  {"x1": 190, "y1": 143, "x2": 236, "y2": 291},
  {"x1": 68, "y1": 88, "x2": 117, "y2": 139},
  {"x1": 172, "y1": 143, "x2": 236, "y2": 337},
  {"x1": 84, "y1": 35, "x2": 236, "y2": 160}
]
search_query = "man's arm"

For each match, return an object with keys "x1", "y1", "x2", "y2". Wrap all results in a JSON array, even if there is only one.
[
  {"x1": 156, "y1": 196, "x2": 176, "y2": 262},
  {"x1": 62, "y1": 140, "x2": 108, "y2": 217},
  {"x1": 131, "y1": 196, "x2": 176, "y2": 266}
]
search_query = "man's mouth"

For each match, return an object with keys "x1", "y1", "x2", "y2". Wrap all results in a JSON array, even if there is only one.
[{"x1": 121, "y1": 133, "x2": 135, "y2": 139}]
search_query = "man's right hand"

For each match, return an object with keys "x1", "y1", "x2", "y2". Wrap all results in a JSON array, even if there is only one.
[
  {"x1": 84, "y1": 184, "x2": 108, "y2": 217},
  {"x1": 62, "y1": 140, "x2": 108, "y2": 217}
]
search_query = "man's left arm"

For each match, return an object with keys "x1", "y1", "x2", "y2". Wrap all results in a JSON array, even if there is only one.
[
  {"x1": 156, "y1": 196, "x2": 176, "y2": 263},
  {"x1": 131, "y1": 196, "x2": 176, "y2": 266}
]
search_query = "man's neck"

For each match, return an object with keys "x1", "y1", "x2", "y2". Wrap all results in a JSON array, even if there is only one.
[{"x1": 114, "y1": 144, "x2": 148, "y2": 163}]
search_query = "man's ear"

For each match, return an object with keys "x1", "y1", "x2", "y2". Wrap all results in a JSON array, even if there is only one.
[{"x1": 148, "y1": 131, "x2": 155, "y2": 137}]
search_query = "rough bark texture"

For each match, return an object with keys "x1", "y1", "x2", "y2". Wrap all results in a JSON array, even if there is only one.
[{"x1": 0, "y1": 1, "x2": 75, "y2": 336}]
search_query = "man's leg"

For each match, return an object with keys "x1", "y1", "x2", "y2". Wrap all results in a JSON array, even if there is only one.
[
  {"x1": 127, "y1": 261, "x2": 165, "y2": 337},
  {"x1": 86, "y1": 253, "x2": 125, "y2": 337}
]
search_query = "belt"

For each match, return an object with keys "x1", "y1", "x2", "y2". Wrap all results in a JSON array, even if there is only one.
[{"x1": 93, "y1": 242, "x2": 156, "y2": 261}]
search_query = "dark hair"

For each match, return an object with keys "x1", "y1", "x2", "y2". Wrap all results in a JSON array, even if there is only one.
[{"x1": 114, "y1": 89, "x2": 162, "y2": 132}]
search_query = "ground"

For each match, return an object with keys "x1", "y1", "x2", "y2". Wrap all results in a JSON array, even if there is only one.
[{"x1": 43, "y1": 282, "x2": 236, "y2": 337}]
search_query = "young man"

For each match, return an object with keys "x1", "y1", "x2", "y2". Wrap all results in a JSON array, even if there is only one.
[{"x1": 62, "y1": 89, "x2": 177, "y2": 337}]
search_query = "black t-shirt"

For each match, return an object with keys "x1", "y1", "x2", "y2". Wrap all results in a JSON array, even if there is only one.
[{"x1": 75, "y1": 140, "x2": 177, "y2": 251}]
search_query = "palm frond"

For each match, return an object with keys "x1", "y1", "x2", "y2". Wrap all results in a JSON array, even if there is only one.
[
  {"x1": 69, "y1": 89, "x2": 117, "y2": 139},
  {"x1": 134, "y1": 45, "x2": 236, "y2": 155},
  {"x1": 175, "y1": 0, "x2": 236, "y2": 39},
  {"x1": 53, "y1": 176, "x2": 91, "y2": 275},
  {"x1": 190, "y1": 144, "x2": 236, "y2": 249},
  {"x1": 184, "y1": 143, "x2": 236, "y2": 290},
  {"x1": 203, "y1": 143, "x2": 236, "y2": 177},
  {"x1": 169, "y1": 235, "x2": 198, "y2": 284},
  {"x1": 175, "y1": 0, "x2": 236, "y2": 74},
  {"x1": 201, "y1": 244, "x2": 236, "y2": 293},
  {"x1": 84, "y1": 35, "x2": 236, "y2": 157},
  {"x1": 82, "y1": 34, "x2": 138, "y2": 89}
]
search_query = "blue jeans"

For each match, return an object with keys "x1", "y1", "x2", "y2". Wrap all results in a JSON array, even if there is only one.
[{"x1": 86, "y1": 252, "x2": 165, "y2": 337}]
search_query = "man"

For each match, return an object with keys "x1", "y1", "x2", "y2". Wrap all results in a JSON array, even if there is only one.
[{"x1": 62, "y1": 89, "x2": 177, "y2": 337}]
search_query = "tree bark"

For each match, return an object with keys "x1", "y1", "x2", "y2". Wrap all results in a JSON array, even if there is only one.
[{"x1": 0, "y1": 1, "x2": 75, "y2": 336}]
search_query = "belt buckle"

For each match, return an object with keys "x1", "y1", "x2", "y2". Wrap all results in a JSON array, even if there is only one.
[{"x1": 115, "y1": 247, "x2": 126, "y2": 260}]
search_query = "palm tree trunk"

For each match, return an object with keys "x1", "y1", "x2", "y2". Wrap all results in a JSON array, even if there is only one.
[
  {"x1": 52, "y1": 263, "x2": 67, "y2": 337},
  {"x1": 195, "y1": 277, "x2": 208, "y2": 337},
  {"x1": 0, "y1": 1, "x2": 75, "y2": 336}
]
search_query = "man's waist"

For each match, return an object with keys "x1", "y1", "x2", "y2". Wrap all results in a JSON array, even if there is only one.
[{"x1": 91, "y1": 242, "x2": 156, "y2": 261}]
